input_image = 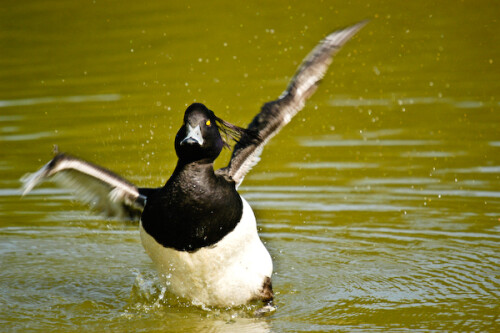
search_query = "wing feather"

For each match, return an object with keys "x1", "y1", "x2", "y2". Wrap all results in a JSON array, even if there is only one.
[
  {"x1": 21, "y1": 153, "x2": 146, "y2": 220},
  {"x1": 219, "y1": 21, "x2": 368, "y2": 186}
]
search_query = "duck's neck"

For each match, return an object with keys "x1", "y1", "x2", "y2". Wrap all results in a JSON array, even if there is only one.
[
  {"x1": 175, "y1": 158, "x2": 214, "y2": 174},
  {"x1": 167, "y1": 159, "x2": 216, "y2": 188}
]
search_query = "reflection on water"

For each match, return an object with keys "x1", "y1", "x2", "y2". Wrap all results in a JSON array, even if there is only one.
[{"x1": 1, "y1": 0, "x2": 499, "y2": 331}]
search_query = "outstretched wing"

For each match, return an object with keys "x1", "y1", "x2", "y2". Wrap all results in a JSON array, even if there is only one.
[
  {"x1": 219, "y1": 21, "x2": 368, "y2": 186},
  {"x1": 21, "y1": 153, "x2": 147, "y2": 220}
]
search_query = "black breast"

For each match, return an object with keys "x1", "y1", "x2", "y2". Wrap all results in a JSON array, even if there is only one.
[{"x1": 140, "y1": 163, "x2": 243, "y2": 252}]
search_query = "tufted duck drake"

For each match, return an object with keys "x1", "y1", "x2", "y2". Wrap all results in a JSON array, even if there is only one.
[{"x1": 21, "y1": 21, "x2": 367, "y2": 308}]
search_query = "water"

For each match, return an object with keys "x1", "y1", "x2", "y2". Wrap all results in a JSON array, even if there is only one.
[{"x1": 1, "y1": 0, "x2": 499, "y2": 331}]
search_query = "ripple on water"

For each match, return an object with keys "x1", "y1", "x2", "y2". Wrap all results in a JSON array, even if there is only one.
[
  {"x1": 267, "y1": 217, "x2": 500, "y2": 329},
  {"x1": 0, "y1": 131, "x2": 53, "y2": 141},
  {"x1": 298, "y1": 138, "x2": 441, "y2": 147},
  {"x1": 243, "y1": 186, "x2": 411, "y2": 213},
  {"x1": 243, "y1": 174, "x2": 499, "y2": 330},
  {"x1": 328, "y1": 96, "x2": 500, "y2": 109},
  {"x1": 0, "y1": 94, "x2": 121, "y2": 108}
]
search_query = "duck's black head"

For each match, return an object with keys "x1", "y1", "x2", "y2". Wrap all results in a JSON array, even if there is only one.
[{"x1": 174, "y1": 103, "x2": 224, "y2": 163}]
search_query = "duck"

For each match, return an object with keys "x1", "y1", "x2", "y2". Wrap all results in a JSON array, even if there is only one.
[{"x1": 21, "y1": 21, "x2": 367, "y2": 308}]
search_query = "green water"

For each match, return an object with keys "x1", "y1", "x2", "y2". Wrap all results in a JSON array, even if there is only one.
[{"x1": 1, "y1": 0, "x2": 499, "y2": 331}]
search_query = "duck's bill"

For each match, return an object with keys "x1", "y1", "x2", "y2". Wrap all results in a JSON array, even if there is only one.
[{"x1": 181, "y1": 124, "x2": 204, "y2": 146}]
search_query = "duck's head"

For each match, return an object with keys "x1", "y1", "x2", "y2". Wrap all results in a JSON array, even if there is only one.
[
  {"x1": 174, "y1": 103, "x2": 225, "y2": 163},
  {"x1": 175, "y1": 103, "x2": 251, "y2": 163}
]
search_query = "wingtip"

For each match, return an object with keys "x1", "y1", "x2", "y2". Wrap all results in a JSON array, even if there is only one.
[
  {"x1": 20, "y1": 161, "x2": 52, "y2": 196},
  {"x1": 20, "y1": 170, "x2": 43, "y2": 196},
  {"x1": 345, "y1": 19, "x2": 370, "y2": 31},
  {"x1": 350, "y1": 19, "x2": 370, "y2": 34},
  {"x1": 20, "y1": 178, "x2": 32, "y2": 196},
  {"x1": 357, "y1": 18, "x2": 371, "y2": 27},
  {"x1": 325, "y1": 19, "x2": 369, "y2": 43}
]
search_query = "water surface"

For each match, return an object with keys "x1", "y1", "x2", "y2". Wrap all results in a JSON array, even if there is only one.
[{"x1": 1, "y1": 0, "x2": 499, "y2": 332}]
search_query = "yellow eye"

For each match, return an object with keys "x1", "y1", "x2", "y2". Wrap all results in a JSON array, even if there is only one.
[{"x1": 206, "y1": 120, "x2": 211, "y2": 126}]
